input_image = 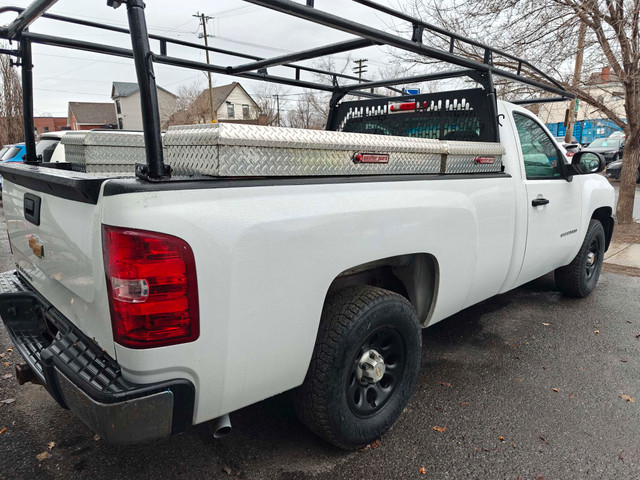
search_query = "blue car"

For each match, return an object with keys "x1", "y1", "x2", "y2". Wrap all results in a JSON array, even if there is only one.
[
  {"x1": 1, "y1": 143, "x2": 26, "y2": 163},
  {"x1": 0, "y1": 143, "x2": 27, "y2": 195}
]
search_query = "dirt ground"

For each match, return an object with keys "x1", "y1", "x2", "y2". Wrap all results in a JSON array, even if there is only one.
[{"x1": 611, "y1": 221, "x2": 640, "y2": 244}]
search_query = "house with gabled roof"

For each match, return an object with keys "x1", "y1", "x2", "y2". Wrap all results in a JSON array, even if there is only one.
[
  {"x1": 165, "y1": 82, "x2": 262, "y2": 127},
  {"x1": 111, "y1": 81, "x2": 177, "y2": 130},
  {"x1": 68, "y1": 102, "x2": 117, "y2": 131}
]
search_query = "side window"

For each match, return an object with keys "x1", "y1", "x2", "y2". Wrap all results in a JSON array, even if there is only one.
[{"x1": 513, "y1": 113, "x2": 562, "y2": 179}]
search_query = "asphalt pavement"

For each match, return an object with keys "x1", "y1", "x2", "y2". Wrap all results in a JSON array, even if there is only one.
[{"x1": 1, "y1": 205, "x2": 640, "y2": 480}]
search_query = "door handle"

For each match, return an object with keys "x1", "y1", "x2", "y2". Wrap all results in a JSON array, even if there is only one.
[{"x1": 532, "y1": 198, "x2": 550, "y2": 207}]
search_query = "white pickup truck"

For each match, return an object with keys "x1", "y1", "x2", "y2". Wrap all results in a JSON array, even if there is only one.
[{"x1": 0, "y1": 0, "x2": 615, "y2": 450}]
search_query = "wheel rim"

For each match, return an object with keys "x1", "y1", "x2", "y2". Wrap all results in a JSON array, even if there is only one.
[
  {"x1": 346, "y1": 326, "x2": 406, "y2": 418},
  {"x1": 585, "y1": 236, "x2": 601, "y2": 281}
]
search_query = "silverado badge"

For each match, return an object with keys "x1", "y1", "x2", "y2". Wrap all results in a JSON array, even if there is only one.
[{"x1": 28, "y1": 235, "x2": 44, "y2": 258}]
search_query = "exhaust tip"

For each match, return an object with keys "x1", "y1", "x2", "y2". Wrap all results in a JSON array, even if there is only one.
[{"x1": 212, "y1": 414, "x2": 232, "y2": 439}]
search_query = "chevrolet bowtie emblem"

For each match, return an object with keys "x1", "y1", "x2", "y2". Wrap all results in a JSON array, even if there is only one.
[{"x1": 28, "y1": 235, "x2": 44, "y2": 258}]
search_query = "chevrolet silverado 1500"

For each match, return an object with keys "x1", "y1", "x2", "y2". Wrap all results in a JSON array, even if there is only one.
[{"x1": 0, "y1": 0, "x2": 614, "y2": 449}]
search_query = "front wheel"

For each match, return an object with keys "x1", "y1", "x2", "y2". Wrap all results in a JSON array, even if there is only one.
[
  {"x1": 554, "y1": 219, "x2": 605, "y2": 297},
  {"x1": 293, "y1": 285, "x2": 421, "y2": 449}
]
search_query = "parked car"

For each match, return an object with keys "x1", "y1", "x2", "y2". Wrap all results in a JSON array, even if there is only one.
[
  {"x1": 606, "y1": 158, "x2": 640, "y2": 183},
  {"x1": 1, "y1": 143, "x2": 26, "y2": 163},
  {"x1": 584, "y1": 137, "x2": 625, "y2": 164},
  {"x1": 554, "y1": 136, "x2": 581, "y2": 157},
  {"x1": 36, "y1": 131, "x2": 69, "y2": 163},
  {"x1": 609, "y1": 131, "x2": 626, "y2": 139}
]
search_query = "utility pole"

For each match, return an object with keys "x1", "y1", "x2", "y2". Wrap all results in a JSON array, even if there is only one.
[
  {"x1": 353, "y1": 58, "x2": 368, "y2": 82},
  {"x1": 565, "y1": 21, "x2": 586, "y2": 144},
  {"x1": 194, "y1": 12, "x2": 216, "y2": 123},
  {"x1": 273, "y1": 94, "x2": 280, "y2": 127},
  {"x1": 353, "y1": 59, "x2": 368, "y2": 100}
]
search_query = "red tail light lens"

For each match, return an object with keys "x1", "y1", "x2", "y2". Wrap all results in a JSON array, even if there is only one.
[
  {"x1": 566, "y1": 151, "x2": 575, "y2": 157},
  {"x1": 102, "y1": 225, "x2": 199, "y2": 349}
]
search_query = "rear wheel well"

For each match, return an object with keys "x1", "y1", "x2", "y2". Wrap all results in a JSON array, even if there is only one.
[
  {"x1": 591, "y1": 206, "x2": 614, "y2": 251},
  {"x1": 326, "y1": 253, "x2": 438, "y2": 325}
]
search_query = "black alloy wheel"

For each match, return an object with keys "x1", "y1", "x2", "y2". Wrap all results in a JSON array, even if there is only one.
[{"x1": 346, "y1": 326, "x2": 406, "y2": 418}]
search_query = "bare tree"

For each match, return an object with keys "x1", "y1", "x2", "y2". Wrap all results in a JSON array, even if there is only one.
[
  {"x1": 163, "y1": 80, "x2": 206, "y2": 128},
  {"x1": 286, "y1": 91, "x2": 326, "y2": 129},
  {"x1": 252, "y1": 83, "x2": 289, "y2": 126},
  {"x1": 399, "y1": 0, "x2": 640, "y2": 223},
  {"x1": 0, "y1": 50, "x2": 23, "y2": 146}
]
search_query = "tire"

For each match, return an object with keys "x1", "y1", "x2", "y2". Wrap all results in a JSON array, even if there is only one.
[
  {"x1": 636, "y1": 169, "x2": 640, "y2": 183},
  {"x1": 293, "y1": 285, "x2": 421, "y2": 449},
  {"x1": 554, "y1": 220, "x2": 606, "y2": 297}
]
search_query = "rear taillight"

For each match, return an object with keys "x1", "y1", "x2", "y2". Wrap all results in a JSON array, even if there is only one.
[
  {"x1": 566, "y1": 151, "x2": 575, "y2": 157},
  {"x1": 102, "y1": 225, "x2": 199, "y2": 349}
]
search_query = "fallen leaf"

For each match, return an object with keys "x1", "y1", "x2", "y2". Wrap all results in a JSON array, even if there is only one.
[
  {"x1": 552, "y1": 388, "x2": 559, "y2": 393},
  {"x1": 578, "y1": 367, "x2": 584, "y2": 371},
  {"x1": 432, "y1": 426, "x2": 446, "y2": 433},
  {"x1": 507, "y1": 343, "x2": 519, "y2": 348},
  {"x1": 498, "y1": 436, "x2": 505, "y2": 441},
  {"x1": 3, "y1": 363, "x2": 8, "y2": 368},
  {"x1": 369, "y1": 439, "x2": 381, "y2": 449},
  {"x1": 0, "y1": 427, "x2": 6, "y2": 434},
  {"x1": 223, "y1": 466, "x2": 232, "y2": 476},
  {"x1": 2, "y1": 374, "x2": 11, "y2": 380},
  {"x1": 47, "y1": 441, "x2": 55, "y2": 450},
  {"x1": 515, "y1": 377, "x2": 523, "y2": 383},
  {"x1": 542, "y1": 323, "x2": 550, "y2": 326},
  {"x1": 434, "y1": 406, "x2": 445, "y2": 412},
  {"x1": 621, "y1": 359, "x2": 628, "y2": 363},
  {"x1": 594, "y1": 330, "x2": 600, "y2": 334},
  {"x1": 419, "y1": 467, "x2": 427, "y2": 475},
  {"x1": 510, "y1": 442, "x2": 517, "y2": 448},
  {"x1": 93, "y1": 434, "x2": 100, "y2": 442},
  {"x1": 535, "y1": 474, "x2": 546, "y2": 480},
  {"x1": 6, "y1": 347, "x2": 12, "y2": 353},
  {"x1": 460, "y1": 401, "x2": 468, "y2": 405},
  {"x1": 36, "y1": 452, "x2": 51, "y2": 462},
  {"x1": 539, "y1": 436, "x2": 547, "y2": 444},
  {"x1": 0, "y1": 398, "x2": 15, "y2": 404},
  {"x1": 619, "y1": 395, "x2": 635, "y2": 403},
  {"x1": 438, "y1": 381, "x2": 451, "y2": 387},
  {"x1": 569, "y1": 392, "x2": 574, "y2": 399},
  {"x1": 636, "y1": 333, "x2": 640, "y2": 339}
]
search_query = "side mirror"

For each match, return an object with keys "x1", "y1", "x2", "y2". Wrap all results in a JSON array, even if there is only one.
[{"x1": 569, "y1": 151, "x2": 606, "y2": 176}]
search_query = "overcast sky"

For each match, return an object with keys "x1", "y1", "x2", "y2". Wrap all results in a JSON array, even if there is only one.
[{"x1": 0, "y1": 0, "x2": 417, "y2": 117}]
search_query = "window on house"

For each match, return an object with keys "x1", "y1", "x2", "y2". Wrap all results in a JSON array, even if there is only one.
[
  {"x1": 118, "y1": 118, "x2": 124, "y2": 129},
  {"x1": 44, "y1": 127, "x2": 49, "y2": 132},
  {"x1": 242, "y1": 104, "x2": 250, "y2": 119},
  {"x1": 227, "y1": 102, "x2": 235, "y2": 118},
  {"x1": 116, "y1": 100, "x2": 121, "y2": 114}
]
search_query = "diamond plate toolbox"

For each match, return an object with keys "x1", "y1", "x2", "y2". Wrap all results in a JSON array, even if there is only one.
[
  {"x1": 61, "y1": 130, "x2": 146, "y2": 176},
  {"x1": 164, "y1": 123, "x2": 505, "y2": 177}
]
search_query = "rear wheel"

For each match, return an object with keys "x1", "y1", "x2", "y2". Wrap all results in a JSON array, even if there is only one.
[
  {"x1": 293, "y1": 285, "x2": 421, "y2": 449},
  {"x1": 554, "y1": 220, "x2": 605, "y2": 297}
]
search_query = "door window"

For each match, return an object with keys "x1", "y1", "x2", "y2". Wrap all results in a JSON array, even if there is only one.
[{"x1": 514, "y1": 113, "x2": 562, "y2": 179}]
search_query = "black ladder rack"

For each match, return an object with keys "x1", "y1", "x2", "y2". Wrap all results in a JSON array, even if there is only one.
[{"x1": 0, "y1": 0, "x2": 574, "y2": 181}]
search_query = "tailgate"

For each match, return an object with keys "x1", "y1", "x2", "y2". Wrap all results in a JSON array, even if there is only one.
[{"x1": 1, "y1": 164, "x2": 115, "y2": 356}]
